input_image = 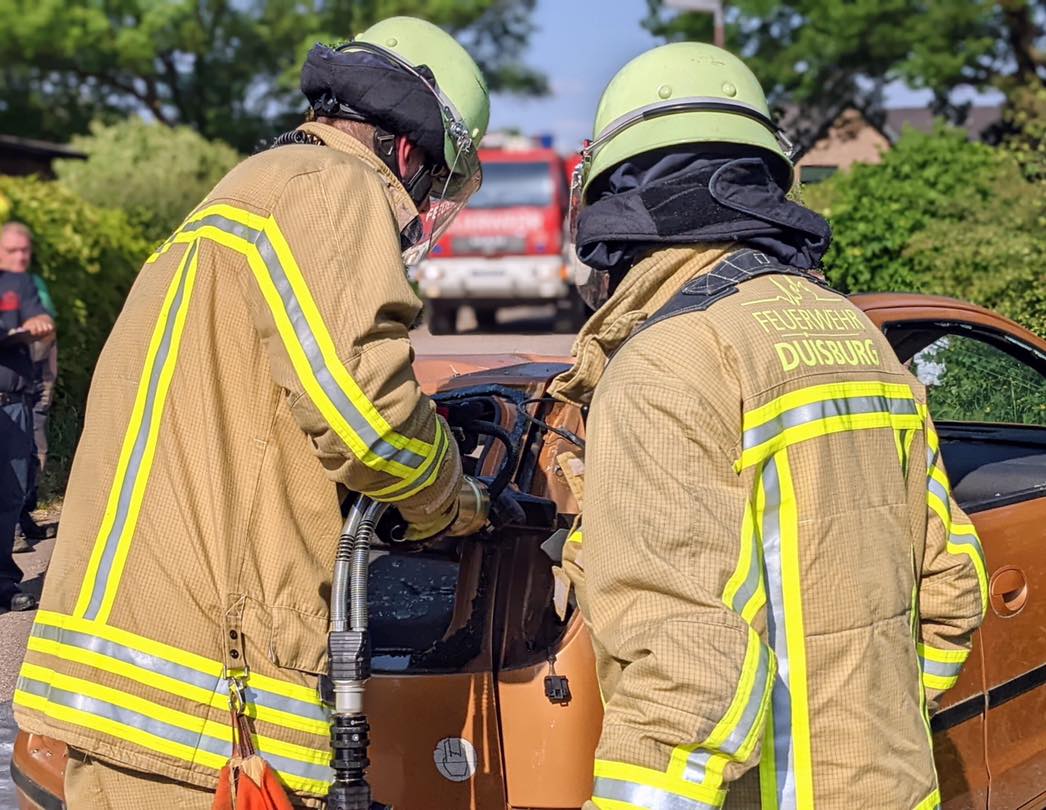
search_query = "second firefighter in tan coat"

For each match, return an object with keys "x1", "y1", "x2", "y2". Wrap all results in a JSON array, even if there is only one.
[
  {"x1": 554, "y1": 44, "x2": 987, "y2": 810},
  {"x1": 15, "y1": 17, "x2": 491, "y2": 808}
]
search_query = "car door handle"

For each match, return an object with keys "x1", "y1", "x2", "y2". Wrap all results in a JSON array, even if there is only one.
[{"x1": 989, "y1": 566, "x2": 1028, "y2": 618}]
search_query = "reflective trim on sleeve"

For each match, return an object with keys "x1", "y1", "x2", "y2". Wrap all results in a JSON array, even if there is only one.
[
  {"x1": 15, "y1": 663, "x2": 332, "y2": 795},
  {"x1": 175, "y1": 206, "x2": 445, "y2": 495},
  {"x1": 668, "y1": 626, "x2": 775, "y2": 792},
  {"x1": 913, "y1": 788, "x2": 942, "y2": 810},
  {"x1": 738, "y1": 381, "x2": 922, "y2": 470},
  {"x1": 917, "y1": 643, "x2": 968, "y2": 692},
  {"x1": 924, "y1": 421, "x2": 989, "y2": 614},
  {"x1": 74, "y1": 242, "x2": 201, "y2": 622},
  {"x1": 592, "y1": 760, "x2": 725, "y2": 809}
]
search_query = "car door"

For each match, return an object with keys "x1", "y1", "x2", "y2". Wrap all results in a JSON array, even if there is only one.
[{"x1": 881, "y1": 315, "x2": 1046, "y2": 810}]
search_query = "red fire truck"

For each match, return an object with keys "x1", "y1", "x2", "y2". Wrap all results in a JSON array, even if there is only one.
[{"x1": 413, "y1": 137, "x2": 586, "y2": 334}]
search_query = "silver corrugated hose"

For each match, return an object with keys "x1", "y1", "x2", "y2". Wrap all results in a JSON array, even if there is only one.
[{"x1": 350, "y1": 500, "x2": 389, "y2": 632}]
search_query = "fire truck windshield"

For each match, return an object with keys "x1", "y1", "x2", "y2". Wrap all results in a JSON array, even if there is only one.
[{"x1": 469, "y1": 161, "x2": 554, "y2": 209}]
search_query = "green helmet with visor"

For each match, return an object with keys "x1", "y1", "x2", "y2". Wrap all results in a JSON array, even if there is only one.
[
  {"x1": 305, "y1": 17, "x2": 489, "y2": 263},
  {"x1": 568, "y1": 42, "x2": 795, "y2": 308}
]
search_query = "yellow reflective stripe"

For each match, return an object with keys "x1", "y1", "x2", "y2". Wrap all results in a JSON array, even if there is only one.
[
  {"x1": 917, "y1": 643, "x2": 969, "y2": 665},
  {"x1": 31, "y1": 610, "x2": 326, "y2": 717},
  {"x1": 567, "y1": 529, "x2": 583, "y2": 544},
  {"x1": 363, "y1": 417, "x2": 449, "y2": 503},
  {"x1": 739, "y1": 411, "x2": 922, "y2": 470},
  {"x1": 948, "y1": 523, "x2": 988, "y2": 613},
  {"x1": 74, "y1": 243, "x2": 200, "y2": 621},
  {"x1": 776, "y1": 452, "x2": 814, "y2": 807},
  {"x1": 259, "y1": 210, "x2": 433, "y2": 462},
  {"x1": 922, "y1": 671, "x2": 960, "y2": 691},
  {"x1": 17, "y1": 663, "x2": 330, "y2": 794},
  {"x1": 758, "y1": 700, "x2": 779, "y2": 810},
  {"x1": 722, "y1": 500, "x2": 765, "y2": 624},
  {"x1": 14, "y1": 687, "x2": 225, "y2": 768},
  {"x1": 743, "y1": 381, "x2": 916, "y2": 429},
  {"x1": 913, "y1": 788, "x2": 941, "y2": 810},
  {"x1": 668, "y1": 626, "x2": 774, "y2": 792},
  {"x1": 25, "y1": 635, "x2": 328, "y2": 738},
  {"x1": 167, "y1": 206, "x2": 445, "y2": 494},
  {"x1": 593, "y1": 760, "x2": 726, "y2": 807}
]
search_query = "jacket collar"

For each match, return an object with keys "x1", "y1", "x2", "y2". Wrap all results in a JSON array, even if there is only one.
[
  {"x1": 296, "y1": 121, "x2": 420, "y2": 233},
  {"x1": 548, "y1": 243, "x2": 734, "y2": 406}
]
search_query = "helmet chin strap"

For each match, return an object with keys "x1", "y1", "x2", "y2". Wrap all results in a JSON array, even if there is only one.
[{"x1": 374, "y1": 128, "x2": 435, "y2": 210}]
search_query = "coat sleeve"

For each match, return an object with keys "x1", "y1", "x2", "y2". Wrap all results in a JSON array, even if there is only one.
[
  {"x1": 239, "y1": 163, "x2": 461, "y2": 525},
  {"x1": 917, "y1": 412, "x2": 988, "y2": 707},
  {"x1": 584, "y1": 352, "x2": 773, "y2": 810}
]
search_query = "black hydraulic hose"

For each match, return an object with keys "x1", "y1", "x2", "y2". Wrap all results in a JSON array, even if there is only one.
[
  {"x1": 467, "y1": 419, "x2": 516, "y2": 499},
  {"x1": 518, "y1": 397, "x2": 586, "y2": 449}
]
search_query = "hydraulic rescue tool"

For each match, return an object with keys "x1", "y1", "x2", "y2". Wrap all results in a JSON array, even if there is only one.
[{"x1": 323, "y1": 386, "x2": 535, "y2": 810}]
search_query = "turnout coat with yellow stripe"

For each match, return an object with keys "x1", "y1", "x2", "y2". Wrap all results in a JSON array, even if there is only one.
[
  {"x1": 14, "y1": 122, "x2": 461, "y2": 799},
  {"x1": 550, "y1": 245, "x2": 986, "y2": 810}
]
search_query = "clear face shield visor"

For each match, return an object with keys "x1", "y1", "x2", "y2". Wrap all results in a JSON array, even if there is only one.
[
  {"x1": 339, "y1": 41, "x2": 483, "y2": 266},
  {"x1": 567, "y1": 97, "x2": 795, "y2": 309}
]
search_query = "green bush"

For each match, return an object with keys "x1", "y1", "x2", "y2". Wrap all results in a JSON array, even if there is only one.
[
  {"x1": 0, "y1": 176, "x2": 151, "y2": 497},
  {"x1": 54, "y1": 119, "x2": 239, "y2": 242},
  {"x1": 807, "y1": 125, "x2": 1045, "y2": 336}
]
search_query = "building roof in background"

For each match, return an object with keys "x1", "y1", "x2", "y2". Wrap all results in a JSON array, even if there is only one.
[
  {"x1": 0, "y1": 134, "x2": 85, "y2": 161},
  {"x1": 883, "y1": 105, "x2": 1004, "y2": 142}
]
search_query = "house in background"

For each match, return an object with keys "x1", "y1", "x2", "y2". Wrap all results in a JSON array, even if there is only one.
[
  {"x1": 795, "y1": 105, "x2": 1003, "y2": 184},
  {"x1": 0, "y1": 134, "x2": 85, "y2": 178}
]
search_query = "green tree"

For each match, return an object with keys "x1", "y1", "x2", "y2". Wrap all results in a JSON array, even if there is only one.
[
  {"x1": 644, "y1": 0, "x2": 1045, "y2": 151},
  {"x1": 0, "y1": 0, "x2": 546, "y2": 152},
  {"x1": 54, "y1": 119, "x2": 240, "y2": 242},
  {"x1": 805, "y1": 125, "x2": 1045, "y2": 336}
]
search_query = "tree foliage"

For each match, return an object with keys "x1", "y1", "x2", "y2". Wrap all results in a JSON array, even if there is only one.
[
  {"x1": 805, "y1": 125, "x2": 1045, "y2": 336},
  {"x1": 54, "y1": 119, "x2": 239, "y2": 242},
  {"x1": 644, "y1": 0, "x2": 1045, "y2": 151},
  {"x1": 0, "y1": 0, "x2": 546, "y2": 152},
  {"x1": 0, "y1": 178, "x2": 150, "y2": 495}
]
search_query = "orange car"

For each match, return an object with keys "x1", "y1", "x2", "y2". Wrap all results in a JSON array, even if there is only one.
[{"x1": 12, "y1": 294, "x2": 1046, "y2": 810}]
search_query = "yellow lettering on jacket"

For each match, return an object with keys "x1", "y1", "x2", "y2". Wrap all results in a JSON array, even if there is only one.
[{"x1": 773, "y1": 339, "x2": 880, "y2": 372}]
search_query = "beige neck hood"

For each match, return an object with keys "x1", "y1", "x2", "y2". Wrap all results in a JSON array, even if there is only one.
[{"x1": 549, "y1": 244, "x2": 733, "y2": 405}]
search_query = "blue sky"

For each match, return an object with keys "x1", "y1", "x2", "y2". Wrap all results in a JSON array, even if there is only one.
[{"x1": 487, "y1": 0, "x2": 998, "y2": 152}]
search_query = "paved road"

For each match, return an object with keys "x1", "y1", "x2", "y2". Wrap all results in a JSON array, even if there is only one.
[
  {"x1": 411, "y1": 305, "x2": 576, "y2": 357},
  {"x1": 0, "y1": 308, "x2": 576, "y2": 802}
]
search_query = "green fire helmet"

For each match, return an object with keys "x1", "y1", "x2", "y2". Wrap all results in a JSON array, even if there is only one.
[
  {"x1": 355, "y1": 16, "x2": 490, "y2": 176},
  {"x1": 577, "y1": 42, "x2": 794, "y2": 205}
]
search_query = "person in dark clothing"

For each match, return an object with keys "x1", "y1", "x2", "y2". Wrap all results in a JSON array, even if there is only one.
[
  {"x1": 0, "y1": 263, "x2": 55, "y2": 610},
  {"x1": 0, "y1": 223, "x2": 58, "y2": 548}
]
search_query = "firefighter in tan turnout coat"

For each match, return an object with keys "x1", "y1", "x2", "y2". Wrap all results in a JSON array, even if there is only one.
[
  {"x1": 14, "y1": 17, "x2": 491, "y2": 808},
  {"x1": 553, "y1": 43, "x2": 987, "y2": 810}
]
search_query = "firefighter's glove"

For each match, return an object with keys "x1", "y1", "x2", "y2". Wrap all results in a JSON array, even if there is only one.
[
  {"x1": 487, "y1": 487, "x2": 527, "y2": 531},
  {"x1": 403, "y1": 475, "x2": 490, "y2": 542}
]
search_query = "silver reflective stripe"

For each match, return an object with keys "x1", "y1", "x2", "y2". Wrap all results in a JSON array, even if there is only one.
[
  {"x1": 761, "y1": 457, "x2": 796, "y2": 810},
  {"x1": 949, "y1": 531, "x2": 985, "y2": 564},
  {"x1": 18, "y1": 675, "x2": 333, "y2": 785},
  {"x1": 729, "y1": 521, "x2": 762, "y2": 615},
  {"x1": 83, "y1": 242, "x2": 199, "y2": 620},
  {"x1": 592, "y1": 776, "x2": 718, "y2": 810},
  {"x1": 30, "y1": 623, "x2": 329, "y2": 724},
  {"x1": 927, "y1": 477, "x2": 949, "y2": 510},
  {"x1": 744, "y1": 394, "x2": 918, "y2": 451},
  {"x1": 921, "y1": 658, "x2": 963, "y2": 680},
  {"x1": 182, "y1": 215, "x2": 427, "y2": 472},
  {"x1": 683, "y1": 641, "x2": 771, "y2": 783}
]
